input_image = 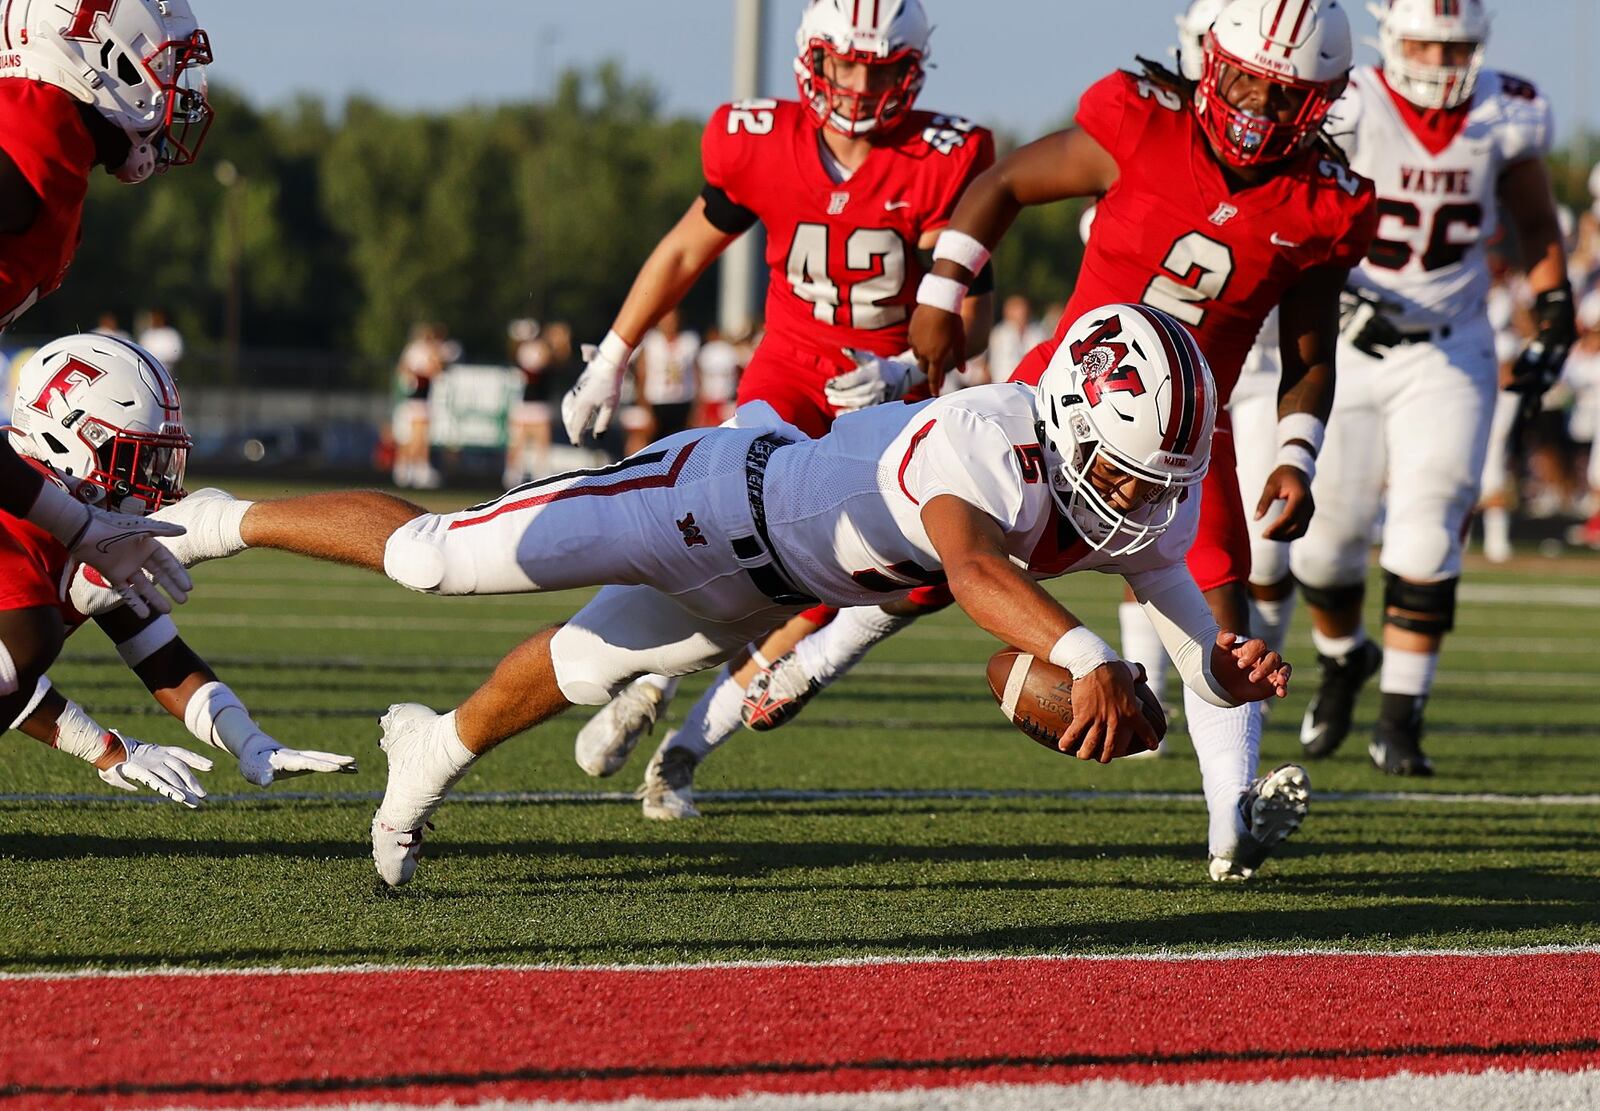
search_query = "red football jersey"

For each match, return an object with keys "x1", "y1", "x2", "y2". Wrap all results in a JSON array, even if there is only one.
[
  {"x1": 1015, "y1": 71, "x2": 1378, "y2": 402},
  {"x1": 703, "y1": 98, "x2": 994, "y2": 359},
  {"x1": 0, "y1": 79, "x2": 94, "y2": 331},
  {"x1": 0, "y1": 506, "x2": 85, "y2": 628}
]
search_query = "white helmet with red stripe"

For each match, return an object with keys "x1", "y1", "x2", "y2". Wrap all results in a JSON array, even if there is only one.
[
  {"x1": 794, "y1": 0, "x2": 930, "y2": 136},
  {"x1": 1177, "y1": 0, "x2": 1228, "y2": 82},
  {"x1": 1373, "y1": 0, "x2": 1490, "y2": 110},
  {"x1": 0, "y1": 0, "x2": 214, "y2": 183},
  {"x1": 1195, "y1": 0, "x2": 1352, "y2": 166},
  {"x1": 1034, "y1": 304, "x2": 1217, "y2": 555},
  {"x1": 8, "y1": 333, "x2": 189, "y2": 514}
]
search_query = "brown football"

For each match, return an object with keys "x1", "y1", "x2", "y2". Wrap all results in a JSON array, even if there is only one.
[{"x1": 985, "y1": 648, "x2": 1167, "y2": 758}]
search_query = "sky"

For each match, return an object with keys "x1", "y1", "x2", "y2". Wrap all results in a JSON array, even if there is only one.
[{"x1": 204, "y1": 1, "x2": 1599, "y2": 144}]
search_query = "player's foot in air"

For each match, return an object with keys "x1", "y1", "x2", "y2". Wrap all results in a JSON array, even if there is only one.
[
  {"x1": 636, "y1": 734, "x2": 701, "y2": 820},
  {"x1": 1208, "y1": 764, "x2": 1311, "y2": 883},
  {"x1": 371, "y1": 703, "x2": 475, "y2": 886},
  {"x1": 741, "y1": 651, "x2": 822, "y2": 732},
  {"x1": 1300, "y1": 640, "x2": 1382, "y2": 758},
  {"x1": 1369, "y1": 716, "x2": 1434, "y2": 777},
  {"x1": 575, "y1": 679, "x2": 670, "y2": 777}
]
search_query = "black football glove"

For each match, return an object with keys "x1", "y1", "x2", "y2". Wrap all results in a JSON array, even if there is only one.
[
  {"x1": 1338, "y1": 286, "x2": 1405, "y2": 358},
  {"x1": 1509, "y1": 284, "x2": 1577, "y2": 422}
]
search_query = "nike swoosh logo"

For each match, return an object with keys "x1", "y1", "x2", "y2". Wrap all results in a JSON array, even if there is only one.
[
  {"x1": 1271, "y1": 233, "x2": 1302, "y2": 248},
  {"x1": 95, "y1": 531, "x2": 144, "y2": 554},
  {"x1": 884, "y1": 200, "x2": 911, "y2": 211}
]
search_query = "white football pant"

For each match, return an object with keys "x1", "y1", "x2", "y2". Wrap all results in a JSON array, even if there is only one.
[{"x1": 1227, "y1": 343, "x2": 1291, "y2": 587}]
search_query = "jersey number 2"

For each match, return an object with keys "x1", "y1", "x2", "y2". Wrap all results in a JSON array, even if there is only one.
[
  {"x1": 1142, "y1": 232, "x2": 1235, "y2": 326},
  {"x1": 787, "y1": 224, "x2": 908, "y2": 330}
]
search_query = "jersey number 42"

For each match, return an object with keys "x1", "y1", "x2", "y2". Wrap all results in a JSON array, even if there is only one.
[{"x1": 786, "y1": 224, "x2": 908, "y2": 330}]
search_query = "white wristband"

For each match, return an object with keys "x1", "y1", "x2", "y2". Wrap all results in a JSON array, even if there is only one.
[
  {"x1": 114, "y1": 614, "x2": 179, "y2": 667},
  {"x1": 183, "y1": 680, "x2": 266, "y2": 758},
  {"x1": 1275, "y1": 443, "x2": 1317, "y2": 483},
  {"x1": 596, "y1": 330, "x2": 633, "y2": 368},
  {"x1": 932, "y1": 230, "x2": 991, "y2": 277},
  {"x1": 53, "y1": 698, "x2": 117, "y2": 763},
  {"x1": 916, "y1": 273, "x2": 968, "y2": 314},
  {"x1": 1048, "y1": 626, "x2": 1120, "y2": 681},
  {"x1": 24, "y1": 478, "x2": 91, "y2": 548},
  {"x1": 1277, "y1": 412, "x2": 1326, "y2": 454}
]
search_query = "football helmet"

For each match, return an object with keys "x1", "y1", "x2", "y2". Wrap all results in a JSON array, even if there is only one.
[
  {"x1": 794, "y1": 0, "x2": 930, "y2": 136},
  {"x1": 1176, "y1": 0, "x2": 1228, "y2": 82},
  {"x1": 0, "y1": 0, "x2": 213, "y2": 183},
  {"x1": 1035, "y1": 304, "x2": 1217, "y2": 555},
  {"x1": 1372, "y1": 0, "x2": 1489, "y2": 111},
  {"x1": 9, "y1": 333, "x2": 189, "y2": 514},
  {"x1": 1195, "y1": 0, "x2": 1352, "y2": 166}
]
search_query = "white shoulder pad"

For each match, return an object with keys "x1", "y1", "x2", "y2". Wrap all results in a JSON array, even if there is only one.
[
  {"x1": 1323, "y1": 66, "x2": 1374, "y2": 157},
  {"x1": 1483, "y1": 70, "x2": 1554, "y2": 165}
]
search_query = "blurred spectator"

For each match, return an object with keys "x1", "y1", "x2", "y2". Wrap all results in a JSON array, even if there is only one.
[
  {"x1": 393, "y1": 321, "x2": 451, "y2": 489},
  {"x1": 1477, "y1": 254, "x2": 1531, "y2": 561},
  {"x1": 623, "y1": 308, "x2": 698, "y2": 455},
  {"x1": 504, "y1": 318, "x2": 557, "y2": 488},
  {"x1": 1566, "y1": 292, "x2": 1600, "y2": 547},
  {"x1": 984, "y1": 294, "x2": 1045, "y2": 384},
  {"x1": 693, "y1": 323, "x2": 744, "y2": 427},
  {"x1": 92, "y1": 311, "x2": 130, "y2": 341},
  {"x1": 136, "y1": 308, "x2": 184, "y2": 370}
]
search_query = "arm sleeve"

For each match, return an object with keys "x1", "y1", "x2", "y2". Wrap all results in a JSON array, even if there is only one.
[
  {"x1": 1124, "y1": 563, "x2": 1233, "y2": 708},
  {"x1": 701, "y1": 182, "x2": 758, "y2": 235},
  {"x1": 909, "y1": 410, "x2": 1029, "y2": 532}
]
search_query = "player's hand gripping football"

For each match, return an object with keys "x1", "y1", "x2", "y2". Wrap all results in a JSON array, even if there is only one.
[
  {"x1": 236, "y1": 733, "x2": 358, "y2": 787},
  {"x1": 1210, "y1": 631, "x2": 1291, "y2": 703},
  {"x1": 825, "y1": 349, "x2": 924, "y2": 413},
  {"x1": 1255, "y1": 463, "x2": 1315, "y2": 541},
  {"x1": 97, "y1": 732, "x2": 214, "y2": 809},
  {"x1": 1061, "y1": 661, "x2": 1160, "y2": 764},
  {"x1": 908, "y1": 303, "x2": 968, "y2": 396},
  {"x1": 560, "y1": 338, "x2": 629, "y2": 442}
]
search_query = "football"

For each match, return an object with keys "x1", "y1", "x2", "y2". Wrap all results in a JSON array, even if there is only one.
[{"x1": 985, "y1": 648, "x2": 1167, "y2": 758}]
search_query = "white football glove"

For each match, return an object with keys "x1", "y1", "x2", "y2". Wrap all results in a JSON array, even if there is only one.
[
  {"x1": 97, "y1": 733, "x2": 213, "y2": 808},
  {"x1": 27, "y1": 481, "x2": 193, "y2": 619},
  {"x1": 560, "y1": 332, "x2": 633, "y2": 442},
  {"x1": 237, "y1": 733, "x2": 358, "y2": 787},
  {"x1": 824, "y1": 348, "x2": 926, "y2": 413}
]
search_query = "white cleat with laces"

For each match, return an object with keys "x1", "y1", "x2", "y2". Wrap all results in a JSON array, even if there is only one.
[
  {"x1": 1208, "y1": 763, "x2": 1311, "y2": 883},
  {"x1": 574, "y1": 679, "x2": 670, "y2": 777},
  {"x1": 371, "y1": 703, "x2": 475, "y2": 887},
  {"x1": 636, "y1": 734, "x2": 702, "y2": 821}
]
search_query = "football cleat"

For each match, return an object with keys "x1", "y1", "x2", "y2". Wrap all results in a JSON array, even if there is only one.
[
  {"x1": 741, "y1": 652, "x2": 822, "y2": 732},
  {"x1": 1300, "y1": 640, "x2": 1383, "y2": 758},
  {"x1": 636, "y1": 735, "x2": 701, "y2": 821},
  {"x1": 371, "y1": 703, "x2": 469, "y2": 886},
  {"x1": 575, "y1": 680, "x2": 670, "y2": 778},
  {"x1": 1209, "y1": 763, "x2": 1311, "y2": 883},
  {"x1": 1369, "y1": 718, "x2": 1434, "y2": 777}
]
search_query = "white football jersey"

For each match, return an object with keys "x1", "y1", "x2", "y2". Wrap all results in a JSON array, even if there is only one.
[
  {"x1": 1333, "y1": 66, "x2": 1554, "y2": 330},
  {"x1": 762, "y1": 383, "x2": 1199, "y2": 608}
]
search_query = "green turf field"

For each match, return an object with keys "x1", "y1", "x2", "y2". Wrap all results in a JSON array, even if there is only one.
[{"x1": 3, "y1": 482, "x2": 1598, "y2": 970}]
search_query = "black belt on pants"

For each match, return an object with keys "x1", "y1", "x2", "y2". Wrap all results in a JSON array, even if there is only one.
[
  {"x1": 733, "y1": 436, "x2": 818, "y2": 607},
  {"x1": 1394, "y1": 323, "x2": 1453, "y2": 346}
]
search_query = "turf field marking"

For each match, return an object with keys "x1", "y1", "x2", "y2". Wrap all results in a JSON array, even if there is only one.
[{"x1": 5, "y1": 787, "x2": 1598, "y2": 807}]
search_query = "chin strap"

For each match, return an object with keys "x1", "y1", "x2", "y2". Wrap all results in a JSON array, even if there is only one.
[{"x1": 114, "y1": 138, "x2": 157, "y2": 184}]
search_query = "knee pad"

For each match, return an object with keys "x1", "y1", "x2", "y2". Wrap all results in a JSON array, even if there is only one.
[
  {"x1": 383, "y1": 517, "x2": 476, "y2": 595},
  {"x1": 549, "y1": 622, "x2": 636, "y2": 706},
  {"x1": 1383, "y1": 573, "x2": 1457, "y2": 636},
  {"x1": 1298, "y1": 580, "x2": 1365, "y2": 613}
]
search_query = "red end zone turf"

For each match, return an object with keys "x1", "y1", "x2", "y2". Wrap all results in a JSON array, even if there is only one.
[{"x1": 3, "y1": 952, "x2": 1598, "y2": 1108}]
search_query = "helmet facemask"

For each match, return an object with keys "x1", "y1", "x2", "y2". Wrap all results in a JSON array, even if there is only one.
[
  {"x1": 797, "y1": 39, "x2": 924, "y2": 135},
  {"x1": 69, "y1": 415, "x2": 190, "y2": 513},
  {"x1": 1195, "y1": 36, "x2": 1345, "y2": 166},
  {"x1": 118, "y1": 28, "x2": 214, "y2": 181},
  {"x1": 1382, "y1": 33, "x2": 1484, "y2": 110}
]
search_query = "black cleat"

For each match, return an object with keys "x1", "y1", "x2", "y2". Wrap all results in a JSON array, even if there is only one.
[
  {"x1": 1299, "y1": 640, "x2": 1383, "y2": 758},
  {"x1": 1370, "y1": 715, "x2": 1434, "y2": 777}
]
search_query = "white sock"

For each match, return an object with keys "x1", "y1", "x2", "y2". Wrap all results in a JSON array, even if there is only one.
[
  {"x1": 794, "y1": 606, "x2": 914, "y2": 685},
  {"x1": 1483, "y1": 506, "x2": 1511, "y2": 552},
  {"x1": 1379, "y1": 646, "x2": 1438, "y2": 698},
  {"x1": 377, "y1": 708, "x2": 476, "y2": 830},
  {"x1": 1183, "y1": 688, "x2": 1260, "y2": 858},
  {"x1": 666, "y1": 666, "x2": 745, "y2": 760},
  {"x1": 637, "y1": 673, "x2": 679, "y2": 700},
  {"x1": 1311, "y1": 626, "x2": 1367, "y2": 660},
  {"x1": 1118, "y1": 602, "x2": 1170, "y2": 704},
  {"x1": 1248, "y1": 591, "x2": 1296, "y2": 656}
]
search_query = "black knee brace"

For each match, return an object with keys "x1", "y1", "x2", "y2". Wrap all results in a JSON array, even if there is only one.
[
  {"x1": 1383, "y1": 573, "x2": 1457, "y2": 636},
  {"x1": 1299, "y1": 580, "x2": 1365, "y2": 612}
]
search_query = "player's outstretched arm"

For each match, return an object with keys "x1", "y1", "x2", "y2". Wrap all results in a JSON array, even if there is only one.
[
  {"x1": 909, "y1": 128, "x2": 1118, "y2": 390},
  {"x1": 1501, "y1": 158, "x2": 1576, "y2": 420},
  {"x1": 1128, "y1": 564, "x2": 1291, "y2": 707},
  {"x1": 94, "y1": 606, "x2": 358, "y2": 788},
  {"x1": 562, "y1": 198, "x2": 740, "y2": 441},
  {"x1": 1264, "y1": 264, "x2": 1348, "y2": 541},
  {"x1": 12, "y1": 679, "x2": 212, "y2": 808},
  {"x1": 922, "y1": 493, "x2": 1155, "y2": 762}
]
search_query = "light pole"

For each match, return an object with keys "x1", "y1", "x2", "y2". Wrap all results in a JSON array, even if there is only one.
[{"x1": 719, "y1": 0, "x2": 767, "y2": 334}]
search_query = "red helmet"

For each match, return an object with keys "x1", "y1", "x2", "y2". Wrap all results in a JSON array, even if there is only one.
[
  {"x1": 1194, "y1": 0, "x2": 1353, "y2": 167},
  {"x1": 794, "y1": 0, "x2": 931, "y2": 136}
]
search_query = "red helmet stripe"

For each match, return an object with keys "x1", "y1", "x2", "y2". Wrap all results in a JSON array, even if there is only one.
[
  {"x1": 1131, "y1": 305, "x2": 1210, "y2": 458},
  {"x1": 1267, "y1": 0, "x2": 1291, "y2": 37},
  {"x1": 1284, "y1": 0, "x2": 1313, "y2": 57}
]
